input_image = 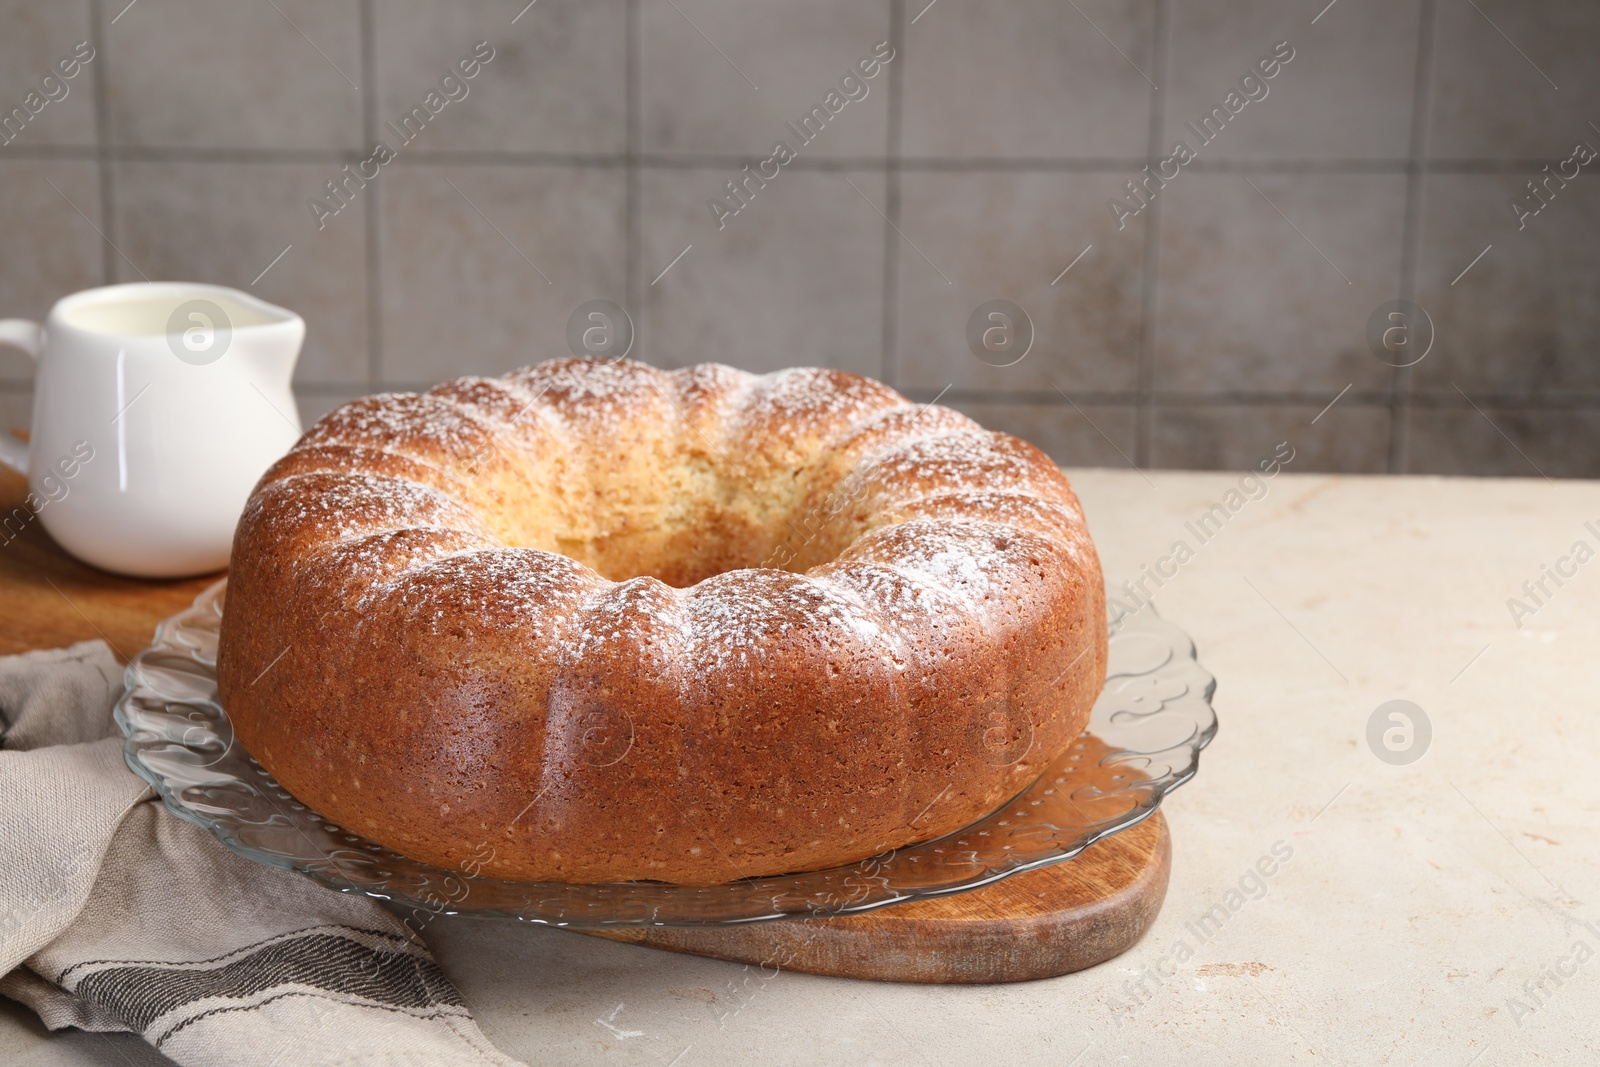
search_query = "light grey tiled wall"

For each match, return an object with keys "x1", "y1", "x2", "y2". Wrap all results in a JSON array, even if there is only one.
[{"x1": 2, "y1": 0, "x2": 1596, "y2": 478}]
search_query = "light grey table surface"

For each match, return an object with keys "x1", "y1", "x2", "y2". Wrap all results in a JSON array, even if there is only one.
[{"x1": 5, "y1": 468, "x2": 1598, "y2": 1066}]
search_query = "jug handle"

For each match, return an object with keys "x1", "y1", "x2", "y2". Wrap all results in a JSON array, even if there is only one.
[{"x1": 0, "y1": 319, "x2": 41, "y2": 475}]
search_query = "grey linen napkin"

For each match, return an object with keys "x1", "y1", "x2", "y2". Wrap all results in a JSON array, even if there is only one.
[{"x1": 0, "y1": 640, "x2": 526, "y2": 1067}]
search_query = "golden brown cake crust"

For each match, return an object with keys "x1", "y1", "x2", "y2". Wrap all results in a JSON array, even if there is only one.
[{"x1": 216, "y1": 359, "x2": 1107, "y2": 885}]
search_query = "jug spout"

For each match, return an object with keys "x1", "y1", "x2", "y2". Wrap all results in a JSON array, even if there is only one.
[
  {"x1": 169, "y1": 287, "x2": 307, "y2": 432},
  {"x1": 234, "y1": 312, "x2": 305, "y2": 393},
  {"x1": 157, "y1": 284, "x2": 304, "y2": 392}
]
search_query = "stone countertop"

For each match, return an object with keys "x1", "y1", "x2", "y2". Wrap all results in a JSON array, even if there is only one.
[{"x1": 5, "y1": 468, "x2": 1598, "y2": 1065}]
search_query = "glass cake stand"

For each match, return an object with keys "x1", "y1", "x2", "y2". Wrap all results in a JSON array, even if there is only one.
[{"x1": 115, "y1": 580, "x2": 1216, "y2": 927}]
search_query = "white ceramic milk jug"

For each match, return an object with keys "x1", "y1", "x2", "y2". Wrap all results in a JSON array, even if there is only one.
[{"x1": 0, "y1": 282, "x2": 304, "y2": 578}]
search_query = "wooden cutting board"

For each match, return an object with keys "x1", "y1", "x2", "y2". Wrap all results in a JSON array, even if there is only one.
[
  {"x1": 0, "y1": 463, "x2": 220, "y2": 659},
  {"x1": 584, "y1": 811, "x2": 1169, "y2": 983},
  {"x1": 2, "y1": 459, "x2": 1172, "y2": 984}
]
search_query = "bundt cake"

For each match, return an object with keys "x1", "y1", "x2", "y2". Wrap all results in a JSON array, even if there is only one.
[{"x1": 216, "y1": 358, "x2": 1107, "y2": 885}]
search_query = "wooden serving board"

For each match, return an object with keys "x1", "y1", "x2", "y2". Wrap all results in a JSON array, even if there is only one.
[
  {"x1": 0, "y1": 463, "x2": 219, "y2": 659},
  {"x1": 584, "y1": 811, "x2": 1170, "y2": 984},
  {"x1": 2, "y1": 459, "x2": 1172, "y2": 984}
]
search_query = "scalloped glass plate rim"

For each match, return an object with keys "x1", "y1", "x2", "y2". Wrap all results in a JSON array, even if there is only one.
[{"x1": 116, "y1": 580, "x2": 1216, "y2": 927}]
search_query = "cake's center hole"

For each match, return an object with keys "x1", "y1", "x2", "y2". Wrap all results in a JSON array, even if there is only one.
[{"x1": 510, "y1": 457, "x2": 859, "y2": 588}]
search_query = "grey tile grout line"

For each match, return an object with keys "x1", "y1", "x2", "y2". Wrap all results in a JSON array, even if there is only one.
[
  {"x1": 1132, "y1": 0, "x2": 1171, "y2": 468},
  {"x1": 3, "y1": 141, "x2": 1583, "y2": 175},
  {"x1": 360, "y1": 0, "x2": 382, "y2": 391},
  {"x1": 1390, "y1": 0, "x2": 1438, "y2": 475},
  {"x1": 625, "y1": 0, "x2": 642, "y2": 325},
  {"x1": 880, "y1": 0, "x2": 906, "y2": 389},
  {"x1": 87, "y1": 0, "x2": 118, "y2": 286}
]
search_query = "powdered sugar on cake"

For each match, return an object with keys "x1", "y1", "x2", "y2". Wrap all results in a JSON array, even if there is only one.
[{"x1": 259, "y1": 360, "x2": 1084, "y2": 648}]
